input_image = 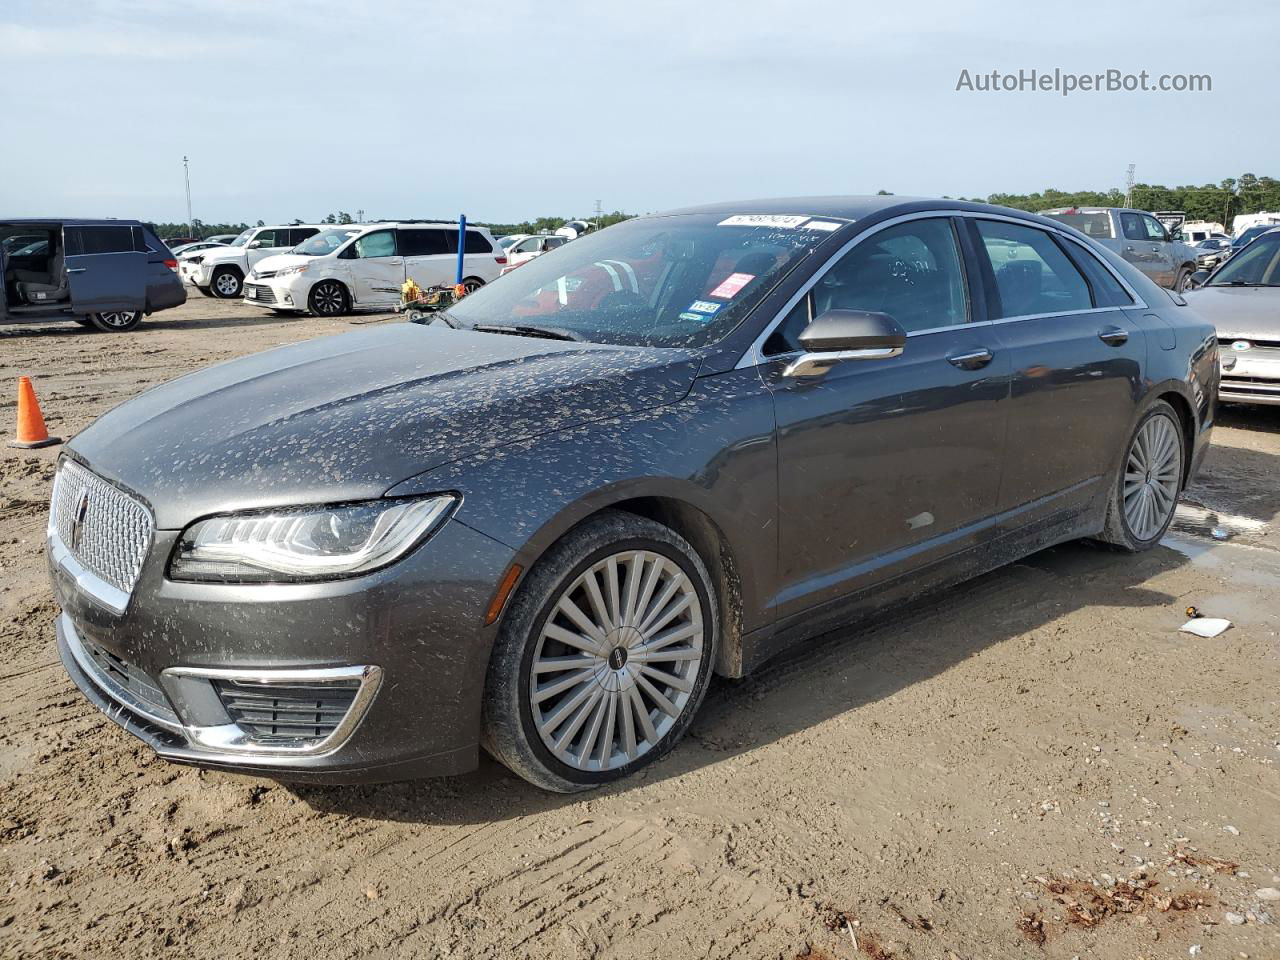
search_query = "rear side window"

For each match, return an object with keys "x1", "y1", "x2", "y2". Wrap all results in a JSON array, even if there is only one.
[
  {"x1": 976, "y1": 220, "x2": 1092, "y2": 318},
  {"x1": 66, "y1": 224, "x2": 136, "y2": 255},
  {"x1": 445, "y1": 230, "x2": 494, "y2": 254},
  {"x1": 398, "y1": 229, "x2": 450, "y2": 256},
  {"x1": 1043, "y1": 211, "x2": 1113, "y2": 239},
  {"x1": 289, "y1": 227, "x2": 319, "y2": 245},
  {"x1": 1064, "y1": 241, "x2": 1135, "y2": 308}
]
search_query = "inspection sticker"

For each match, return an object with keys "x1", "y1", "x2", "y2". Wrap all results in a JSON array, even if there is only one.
[
  {"x1": 687, "y1": 300, "x2": 722, "y2": 314},
  {"x1": 678, "y1": 311, "x2": 711, "y2": 323},
  {"x1": 718, "y1": 214, "x2": 810, "y2": 229},
  {"x1": 708, "y1": 272, "x2": 755, "y2": 299}
]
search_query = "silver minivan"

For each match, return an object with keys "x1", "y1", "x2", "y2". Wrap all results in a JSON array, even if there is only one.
[{"x1": 0, "y1": 218, "x2": 186, "y2": 331}]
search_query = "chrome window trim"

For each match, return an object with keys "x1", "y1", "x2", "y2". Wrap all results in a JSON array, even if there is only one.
[{"x1": 737, "y1": 209, "x2": 1149, "y2": 369}]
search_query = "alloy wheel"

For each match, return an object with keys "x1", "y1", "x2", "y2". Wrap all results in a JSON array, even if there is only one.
[
  {"x1": 1122, "y1": 414, "x2": 1181, "y2": 541},
  {"x1": 214, "y1": 273, "x2": 240, "y2": 296},
  {"x1": 311, "y1": 282, "x2": 345, "y2": 315},
  {"x1": 529, "y1": 550, "x2": 705, "y2": 772}
]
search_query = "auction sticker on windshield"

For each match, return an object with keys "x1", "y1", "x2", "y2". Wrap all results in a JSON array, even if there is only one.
[
  {"x1": 709, "y1": 273, "x2": 754, "y2": 299},
  {"x1": 718, "y1": 215, "x2": 811, "y2": 229}
]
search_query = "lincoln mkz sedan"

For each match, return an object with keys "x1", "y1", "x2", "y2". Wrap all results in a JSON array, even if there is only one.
[{"x1": 51, "y1": 197, "x2": 1217, "y2": 792}]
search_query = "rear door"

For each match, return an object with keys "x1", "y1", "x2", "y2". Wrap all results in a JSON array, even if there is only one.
[
  {"x1": 969, "y1": 218, "x2": 1146, "y2": 530},
  {"x1": 346, "y1": 229, "x2": 404, "y2": 306},
  {"x1": 399, "y1": 228, "x2": 453, "y2": 288},
  {"x1": 65, "y1": 223, "x2": 146, "y2": 314},
  {"x1": 448, "y1": 228, "x2": 500, "y2": 282}
]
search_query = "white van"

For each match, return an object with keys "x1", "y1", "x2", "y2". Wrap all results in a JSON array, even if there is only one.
[
  {"x1": 242, "y1": 222, "x2": 506, "y2": 315},
  {"x1": 179, "y1": 224, "x2": 324, "y2": 299}
]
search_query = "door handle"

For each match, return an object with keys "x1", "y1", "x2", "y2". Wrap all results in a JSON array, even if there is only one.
[
  {"x1": 1124, "y1": 245, "x2": 1135, "y2": 252},
  {"x1": 1098, "y1": 326, "x2": 1129, "y2": 346},
  {"x1": 66, "y1": 267, "x2": 87, "y2": 274},
  {"x1": 946, "y1": 348, "x2": 993, "y2": 370},
  {"x1": 1151, "y1": 245, "x2": 1161, "y2": 252}
]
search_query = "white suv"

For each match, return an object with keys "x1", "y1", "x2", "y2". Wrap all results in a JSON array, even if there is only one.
[
  {"x1": 242, "y1": 222, "x2": 507, "y2": 316},
  {"x1": 180, "y1": 225, "x2": 323, "y2": 299}
]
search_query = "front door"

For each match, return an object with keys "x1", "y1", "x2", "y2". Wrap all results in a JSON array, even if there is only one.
[
  {"x1": 65, "y1": 224, "x2": 146, "y2": 314},
  {"x1": 969, "y1": 217, "x2": 1147, "y2": 528},
  {"x1": 1139, "y1": 213, "x2": 1177, "y2": 287},
  {"x1": 762, "y1": 216, "x2": 1009, "y2": 629},
  {"x1": 246, "y1": 228, "x2": 292, "y2": 270},
  {"x1": 347, "y1": 229, "x2": 405, "y2": 306}
]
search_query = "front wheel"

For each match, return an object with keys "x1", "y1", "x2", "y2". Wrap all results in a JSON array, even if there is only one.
[
  {"x1": 210, "y1": 267, "x2": 243, "y2": 299},
  {"x1": 1099, "y1": 401, "x2": 1184, "y2": 551},
  {"x1": 308, "y1": 280, "x2": 349, "y2": 316},
  {"x1": 1174, "y1": 267, "x2": 1192, "y2": 293},
  {"x1": 482, "y1": 510, "x2": 718, "y2": 792},
  {"x1": 87, "y1": 310, "x2": 142, "y2": 332}
]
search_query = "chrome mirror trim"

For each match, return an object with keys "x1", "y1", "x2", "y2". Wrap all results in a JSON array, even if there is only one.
[{"x1": 782, "y1": 345, "x2": 903, "y2": 377}]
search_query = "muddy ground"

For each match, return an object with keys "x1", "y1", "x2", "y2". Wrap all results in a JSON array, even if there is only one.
[{"x1": 2, "y1": 296, "x2": 1278, "y2": 960}]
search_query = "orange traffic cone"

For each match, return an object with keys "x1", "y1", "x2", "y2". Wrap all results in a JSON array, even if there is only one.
[{"x1": 9, "y1": 376, "x2": 61, "y2": 449}]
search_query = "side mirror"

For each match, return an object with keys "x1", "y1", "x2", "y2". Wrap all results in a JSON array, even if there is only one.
[
  {"x1": 1187, "y1": 270, "x2": 1210, "y2": 290},
  {"x1": 784, "y1": 309, "x2": 906, "y2": 377},
  {"x1": 247, "y1": 240, "x2": 263, "y2": 249}
]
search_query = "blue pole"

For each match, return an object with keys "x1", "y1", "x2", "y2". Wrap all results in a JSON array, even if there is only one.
[{"x1": 455, "y1": 214, "x2": 466, "y2": 286}]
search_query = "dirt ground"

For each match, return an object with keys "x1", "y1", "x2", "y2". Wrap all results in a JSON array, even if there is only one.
[{"x1": 2, "y1": 295, "x2": 1278, "y2": 960}]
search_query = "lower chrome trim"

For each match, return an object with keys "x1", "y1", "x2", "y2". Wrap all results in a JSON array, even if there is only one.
[
  {"x1": 48, "y1": 533, "x2": 131, "y2": 615},
  {"x1": 59, "y1": 612, "x2": 382, "y2": 759}
]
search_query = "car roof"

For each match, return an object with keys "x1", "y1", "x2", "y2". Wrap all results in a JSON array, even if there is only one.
[
  {"x1": 653, "y1": 196, "x2": 1083, "y2": 232},
  {"x1": 352, "y1": 221, "x2": 492, "y2": 230},
  {"x1": 0, "y1": 217, "x2": 144, "y2": 226}
]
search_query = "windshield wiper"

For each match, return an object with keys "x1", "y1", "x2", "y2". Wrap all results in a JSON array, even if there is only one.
[{"x1": 469, "y1": 323, "x2": 582, "y2": 342}]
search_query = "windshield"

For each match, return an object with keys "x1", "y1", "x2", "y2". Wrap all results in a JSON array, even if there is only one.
[
  {"x1": 228, "y1": 230, "x2": 253, "y2": 247},
  {"x1": 496, "y1": 235, "x2": 521, "y2": 249},
  {"x1": 446, "y1": 213, "x2": 841, "y2": 347},
  {"x1": 296, "y1": 228, "x2": 360, "y2": 256},
  {"x1": 1208, "y1": 231, "x2": 1280, "y2": 286},
  {"x1": 1233, "y1": 225, "x2": 1277, "y2": 247},
  {"x1": 1042, "y1": 211, "x2": 1112, "y2": 239}
]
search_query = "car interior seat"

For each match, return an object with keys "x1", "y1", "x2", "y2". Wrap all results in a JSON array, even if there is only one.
[{"x1": 14, "y1": 243, "x2": 69, "y2": 305}]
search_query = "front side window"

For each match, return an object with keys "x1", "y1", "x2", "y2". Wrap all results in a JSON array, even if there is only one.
[
  {"x1": 446, "y1": 213, "x2": 831, "y2": 348},
  {"x1": 252, "y1": 230, "x2": 285, "y2": 249},
  {"x1": 976, "y1": 220, "x2": 1092, "y2": 318},
  {"x1": 1142, "y1": 216, "x2": 1168, "y2": 242},
  {"x1": 763, "y1": 218, "x2": 969, "y2": 355},
  {"x1": 1207, "y1": 232, "x2": 1280, "y2": 287},
  {"x1": 512, "y1": 237, "x2": 541, "y2": 254},
  {"x1": 1120, "y1": 213, "x2": 1147, "y2": 241},
  {"x1": 354, "y1": 230, "x2": 398, "y2": 259}
]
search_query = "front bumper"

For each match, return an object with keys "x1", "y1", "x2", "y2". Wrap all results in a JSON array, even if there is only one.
[
  {"x1": 244, "y1": 275, "x2": 307, "y2": 310},
  {"x1": 52, "y1": 516, "x2": 516, "y2": 783},
  {"x1": 1219, "y1": 346, "x2": 1280, "y2": 406}
]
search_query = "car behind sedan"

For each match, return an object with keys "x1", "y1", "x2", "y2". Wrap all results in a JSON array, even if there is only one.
[
  {"x1": 1185, "y1": 226, "x2": 1280, "y2": 405},
  {"x1": 51, "y1": 197, "x2": 1217, "y2": 792}
]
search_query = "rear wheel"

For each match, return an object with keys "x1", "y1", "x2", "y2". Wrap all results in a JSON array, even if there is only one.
[
  {"x1": 462, "y1": 277, "x2": 484, "y2": 295},
  {"x1": 210, "y1": 267, "x2": 243, "y2": 299},
  {"x1": 1174, "y1": 267, "x2": 1192, "y2": 293},
  {"x1": 87, "y1": 310, "x2": 142, "y2": 332},
  {"x1": 1099, "y1": 401, "x2": 1184, "y2": 551},
  {"x1": 482, "y1": 510, "x2": 718, "y2": 792},
  {"x1": 308, "y1": 280, "x2": 349, "y2": 316}
]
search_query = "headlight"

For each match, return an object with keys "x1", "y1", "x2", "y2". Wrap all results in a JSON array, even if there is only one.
[
  {"x1": 277, "y1": 264, "x2": 309, "y2": 278},
  {"x1": 170, "y1": 496, "x2": 456, "y2": 583}
]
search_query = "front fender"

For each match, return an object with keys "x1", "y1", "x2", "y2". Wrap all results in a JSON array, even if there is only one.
[{"x1": 387, "y1": 368, "x2": 780, "y2": 635}]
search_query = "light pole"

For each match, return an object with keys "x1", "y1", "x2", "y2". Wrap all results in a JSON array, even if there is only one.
[{"x1": 183, "y1": 156, "x2": 194, "y2": 237}]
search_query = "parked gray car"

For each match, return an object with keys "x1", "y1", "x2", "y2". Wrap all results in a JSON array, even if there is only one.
[
  {"x1": 50, "y1": 197, "x2": 1217, "y2": 791},
  {"x1": 1042, "y1": 207, "x2": 1200, "y2": 293},
  {"x1": 1185, "y1": 226, "x2": 1280, "y2": 405},
  {"x1": 1, "y1": 218, "x2": 186, "y2": 331}
]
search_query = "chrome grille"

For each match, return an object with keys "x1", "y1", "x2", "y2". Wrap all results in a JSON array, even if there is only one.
[
  {"x1": 50, "y1": 461, "x2": 153, "y2": 597},
  {"x1": 212, "y1": 679, "x2": 360, "y2": 743},
  {"x1": 245, "y1": 283, "x2": 276, "y2": 304}
]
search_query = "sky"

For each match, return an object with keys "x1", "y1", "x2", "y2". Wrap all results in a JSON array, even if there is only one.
[{"x1": 0, "y1": 0, "x2": 1275, "y2": 226}]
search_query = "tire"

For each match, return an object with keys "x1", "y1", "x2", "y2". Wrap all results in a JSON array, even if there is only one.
[
  {"x1": 1098, "y1": 401, "x2": 1184, "y2": 551},
  {"x1": 87, "y1": 310, "x2": 142, "y2": 332},
  {"x1": 72, "y1": 316, "x2": 94, "y2": 328},
  {"x1": 482, "y1": 509, "x2": 719, "y2": 792},
  {"x1": 1174, "y1": 267, "x2": 1192, "y2": 293},
  {"x1": 196, "y1": 285, "x2": 212, "y2": 297},
  {"x1": 462, "y1": 277, "x2": 484, "y2": 295},
  {"x1": 210, "y1": 267, "x2": 243, "y2": 299},
  {"x1": 307, "y1": 279, "x2": 349, "y2": 317}
]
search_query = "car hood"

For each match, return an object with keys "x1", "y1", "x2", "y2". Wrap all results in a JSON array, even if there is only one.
[
  {"x1": 1182, "y1": 285, "x2": 1280, "y2": 339},
  {"x1": 251, "y1": 253, "x2": 309, "y2": 276},
  {"x1": 68, "y1": 324, "x2": 702, "y2": 529}
]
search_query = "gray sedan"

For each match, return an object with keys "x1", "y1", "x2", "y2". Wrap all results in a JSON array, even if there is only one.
[
  {"x1": 50, "y1": 197, "x2": 1217, "y2": 792},
  {"x1": 1186, "y1": 226, "x2": 1280, "y2": 405}
]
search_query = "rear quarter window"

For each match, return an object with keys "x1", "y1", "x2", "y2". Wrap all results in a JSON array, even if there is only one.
[
  {"x1": 446, "y1": 230, "x2": 494, "y2": 254},
  {"x1": 1042, "y1": 212, "x2": 1114, "y2": 239},
  {"x1": 66, "y1": 224, "x2": 138, "y2": 255}
]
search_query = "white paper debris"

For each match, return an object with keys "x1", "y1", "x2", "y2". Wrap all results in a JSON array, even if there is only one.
[{"x1": 1179, "y1": 617, "x2": 1231, "y2": 638}]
